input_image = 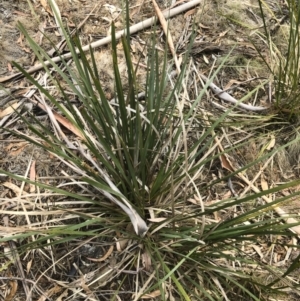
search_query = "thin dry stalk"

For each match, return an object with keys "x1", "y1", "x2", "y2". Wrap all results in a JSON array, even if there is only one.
[
  {"x1": 3, "y1": 216, "x2": 32, "y2": 301},
  {"x1": 199, "y1": 73, "x2": 268, "y2": 112}
]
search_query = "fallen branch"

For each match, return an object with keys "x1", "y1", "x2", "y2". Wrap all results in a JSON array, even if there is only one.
[
  {"x1": 0, "y1": 0, "x2": 202, "y2": 83},
  {"x1": 199, "y1": 73, "x2": 269, "y2": 112}
]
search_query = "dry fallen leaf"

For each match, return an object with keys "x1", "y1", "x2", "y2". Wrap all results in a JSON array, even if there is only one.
[
  {"x1": 17, "y1": 33, "x2": 24, "y2": 47},
  {"x1": 5, "y1": 141, "x2": 29, "y2": 157},
  {"x1": 4, "y1": 279, "x2": 18, "y2": 301},
  {"x1": 252, "y1": 244, "x2": 264, "y2": 259},
  {"x1": 266, "y1": 134, "x2": 276, "y2": 150},
  {"x1": 26, "y1": 259, "x2": 33, "y2": 274},
  {"x1": 184, "y1": 8, "x2": 196, "y2": 17},
  {"x1": 36, "y1": 102, "x2": 85, "y2": 139},
  {"x1": 7, "y1": 62, "x2": 12, "y2": 72},
  {"x1": 0, "y1": 102, "x2": 22, "y2": 119},
  {"x1": 86, "y1": 245, "x2": 114, "y2": 262},
  {"x1": 29, "y1": 161, "x2": 36, "y2": 193},
  {"x1": 141, "y1": 290, "x2": 161, "y2": 299},
  {"x1": 2, "y1": 182, "x2": 28, "y2": 196},
  {"x1": 55, "y1": 289, "x2": 69, "y2": 301},
  {"x1": 116, "y1": 237, "x2": 129, "y2": 251},
  {"x1": 142, "y1": 250, "x2": 152, "y2": 271},
  {"x1": 147, "y1": 217, "x2": 167, "y2": 223},
  {"x1": 220, "y1": 154, "x2": 235, "y2": 172},
  {"x1": 260, "y1": 175, "x2": 269, "y2": 191},
  {"x1": 198, "y1": 22, "x2": 210, "y2": 29},
  {"x1": 224, "y1": 79, "x2": 242, "y2": 90},
  {"x1": 219, "y1": 29, "x2": 229, "y2": 37},
  {"x1": 187, "y1": 198, "x2": 198, "y2": 205},
  {"x1": 40, "y1": 0, "x2": 48, "y2": 10}
]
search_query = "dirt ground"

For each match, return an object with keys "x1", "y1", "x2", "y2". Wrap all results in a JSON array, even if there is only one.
[{"x1": 1, "y1": 0, "x2": 300, "y2": 300}]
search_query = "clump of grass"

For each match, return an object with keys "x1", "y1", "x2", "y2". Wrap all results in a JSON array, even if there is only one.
[
  {"x1": 258, "y1": 0, "x2": 300, "y2": 117},
  {"x1": 1, "y1": 1, "x2": 300, "y2": 300}
]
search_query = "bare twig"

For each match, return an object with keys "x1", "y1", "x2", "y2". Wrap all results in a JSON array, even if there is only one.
[
  {"x1": 3, "y1": 216, "x2": 32, "y2": 301},
  {"x1": 199, "y1": 73, "x2": 269, "y2": 112}
]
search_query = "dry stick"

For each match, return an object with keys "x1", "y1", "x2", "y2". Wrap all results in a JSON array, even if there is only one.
[
  {"x1": 199, "y1": 73, "x2": 269, "y2": 112},
  {"x1": 0, "y1": 0, "x2": 202, "y2": 83},
  {"x1": 3, "y1": 216, "x2": 32, "y2": 301}
]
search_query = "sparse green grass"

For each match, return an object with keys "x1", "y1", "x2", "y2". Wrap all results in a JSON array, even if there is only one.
[{"x1": 1, "y1": 1, "x2": 300, "y2": 300}]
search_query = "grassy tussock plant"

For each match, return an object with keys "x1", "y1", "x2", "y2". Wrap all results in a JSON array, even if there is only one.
[
  {"x1": 1, "y1": 1, "x2": 300, "y2": 300},
  {"x1": 258, "y1": 0, "x2": 300, "y2": 116}
]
